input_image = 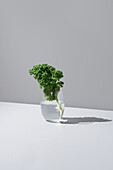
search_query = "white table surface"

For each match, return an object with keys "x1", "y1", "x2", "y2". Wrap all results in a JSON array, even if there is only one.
[{"x1": 0, "y1": 102, "x2": 113, "y2": 170}]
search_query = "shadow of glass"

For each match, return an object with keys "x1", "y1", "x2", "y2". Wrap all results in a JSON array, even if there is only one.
[{"x1": 61, "y1": 117, "x2": 112, "y2": 124}]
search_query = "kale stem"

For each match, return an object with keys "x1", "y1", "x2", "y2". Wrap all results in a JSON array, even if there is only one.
[{"x1": 56, "y1": 98, "x2": 63, "y2": 117}]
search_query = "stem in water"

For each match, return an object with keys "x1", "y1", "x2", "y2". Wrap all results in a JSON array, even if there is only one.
[{"x1": 56, "y1": 98, "x2": 63, "y2": 117}]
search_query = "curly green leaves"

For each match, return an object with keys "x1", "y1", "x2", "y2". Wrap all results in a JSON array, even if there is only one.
[{"x1": 29, "y1": 64, "x2": 64, "y2": 101}]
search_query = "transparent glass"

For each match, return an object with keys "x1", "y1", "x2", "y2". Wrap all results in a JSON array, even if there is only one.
[{"x1": 40, "y1": 90, "x2": 67, "y2": 123}]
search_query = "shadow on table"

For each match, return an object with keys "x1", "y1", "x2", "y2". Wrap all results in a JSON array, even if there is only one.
[{"x1": 61, "y1": 117, "x2": 112, "y2": 124}]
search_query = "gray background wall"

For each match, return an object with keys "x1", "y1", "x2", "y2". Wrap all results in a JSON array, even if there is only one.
[{"x1": 0, "y1": 0, "x2": 113, "y2": 110}]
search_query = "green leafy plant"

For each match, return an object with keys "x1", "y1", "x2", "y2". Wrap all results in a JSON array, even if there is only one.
[{"x1": 29, "y1": 64, "x2": 64, "y2": 116}]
